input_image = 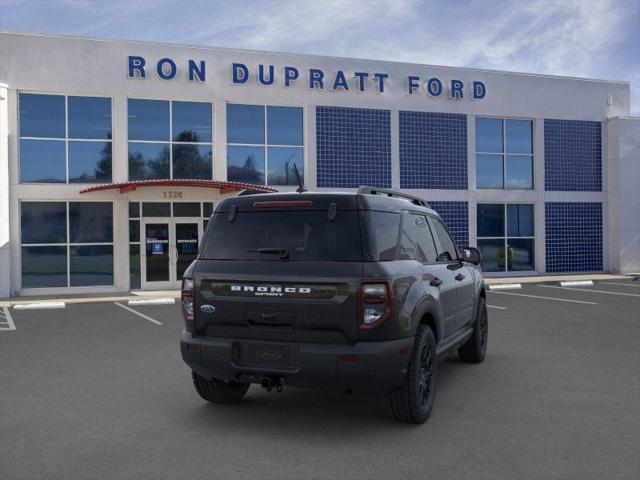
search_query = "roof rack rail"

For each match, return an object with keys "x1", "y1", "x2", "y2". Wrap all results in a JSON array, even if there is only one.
[{"x1": 357, "y1": 186, "x2": 430, "y2": 208}]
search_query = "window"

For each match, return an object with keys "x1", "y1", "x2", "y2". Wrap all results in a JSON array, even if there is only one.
[
  {"x1": 128, "y1": 99, "x2": 213, "y2": 180},
  {"x1": 226, "y1": 104, "x2": 304, "y2": 186},
  {"x1": 477, "y1": 204, "x2": 535, "y2": 272},
  {"x1": 429, "y1": 217, "x2": 459, "y2": 262},
  {"x1": 401, "y1": 214, "x2": 438, "y2": 263},
  {"x1": 129, "y1": 204, "x2": 141, "y2": 289},
  {"x1": 476, "y1": 118, "x2": 533, "y2": 189},
  {"x1": 21, "y1": 202, "x2": 114, "y2": 288},
  {"x1": 19, "y1": 93, "x2": 112, "y2": 184}
]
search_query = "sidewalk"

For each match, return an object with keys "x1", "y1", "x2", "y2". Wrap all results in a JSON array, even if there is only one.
[{"x1": 1, "y1": 273, "x2": 637, "y2": 307}]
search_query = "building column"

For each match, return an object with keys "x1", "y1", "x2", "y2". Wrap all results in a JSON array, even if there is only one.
[
  {"x1": 607, "y1": 117, "x2": 640, "y2": 273},
  {"x1": 0, "y1": 84, "x2": 9, "y2": 297}
]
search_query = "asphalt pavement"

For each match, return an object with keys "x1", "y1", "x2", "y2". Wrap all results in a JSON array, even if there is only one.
[{"x1": 1, "y1": 280, "x2": 639, "y2": 480}]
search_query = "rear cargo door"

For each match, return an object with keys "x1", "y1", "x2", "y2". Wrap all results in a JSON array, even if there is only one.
[{"x1": 193, "y1": 203, "x2": 363, "y2": 344}]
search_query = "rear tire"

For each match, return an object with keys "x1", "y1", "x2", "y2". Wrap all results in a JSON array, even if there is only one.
[
  {"x1": 387, "y1": 325, "x2": 437, "y2": 424},
  {"x1": 191, "y1": 372, "x2": 250, "y2": 404},
  {"x1": 458, "y1": 296, "x2": 488, "y2": 363}
]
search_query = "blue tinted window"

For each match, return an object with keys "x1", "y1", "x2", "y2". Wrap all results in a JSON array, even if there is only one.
[
  {"x1": 70, "y1": 245, "x2": 114, "y2": 286},
  {"x1": 506, "y1": 155, "x2": 533, "y2": 189},
  {"x1": 267, "y1": 106, "x2": 303, "y2": 145},
  {"x1": 507, "y1": 205, "x2": 534, "y2": 237},
  {"x1": 477, "y1": 204, "x2": 504, "y2": 237},
  {"x1": 506, "y1": 120, "x2": 532, "y2": 154},
  {"x1": 19, "y1": 93, "x2": 65, "y2": 138},
  {"x1": 267, "y1": 147, "x2": 303, "y2": 185},
  {"x1": 21, "y1": 246, "x2": 68, "y2": 288},
  {"x1": 68, "y1": 96, "x2": 112, "y2": 139},
  {"x1": 227, "y1": 104, "x2": 264, "y2": 144},
  {"x1": 21, "y1": 202, "x2": 67, "y2": 244},
  {"x1": 128, "y1": 142, "x2": 170, "y2": 180},
  {"x1": 142, "y1": 203, "x2": 171, "y2": 217},
  {"x1": 130, "y1": 220, "x2": 140, "y2": 242},
  {"x1": 129, "y1": 202, "x2": 140, "y2": 218},
  {"x1": 128, "y1": 99, "x2": 169, "y2": 141},
  {"x1": 476, "y1": 118, "x2": 502, "y2": 153},
  {"x1": 68, "y1": 141, "x2": 112, "y2": 183},
  {"x1": 69, "y1": 202, "x2": 113, "y2": 243},
  {"x1": 173, "y1": 102, "x2": 212, "y2": 143},
  {"x1": 507, "y1": 238, "x2": 534, "y2": 271},
  {"x1": 172, "y1": 144, "x2": 212, "y2": 179},
  {"x1": 20, "y1": 139, "x2": 66, "y2": 183},
  {"x1": 173, "y1": 203, "x2": 201, "y2": 217},
  {"x1": 203, "y1": 203, "x2": 213, "y2": 217},
  {"x1": 476, "y1": 154, "x2": 503, "y2": 189},
  {"x1": 227, "y1": 145, "x2": 265, "y2": 184},
  {"x1": 477, "y1": 239, "x2": 504, "y2": 272}
]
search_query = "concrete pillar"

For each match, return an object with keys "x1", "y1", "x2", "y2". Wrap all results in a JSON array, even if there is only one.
[
  {"x1": 0, "y1": 84, "x2": 10, "y2": 298},
  {"x1": 607, "y1": 117, "x2": 640, "y2": 273}
]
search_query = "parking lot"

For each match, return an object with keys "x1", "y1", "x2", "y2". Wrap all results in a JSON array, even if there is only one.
[{"x1": 1, "y1": 279, "x2": 639, "y2": 480}]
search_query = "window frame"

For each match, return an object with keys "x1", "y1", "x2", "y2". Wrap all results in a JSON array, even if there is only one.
[
  {"x1": 475, "y1": 116, "x2": 534, "y2": 190},
  {"x1": 19, "y1": 200, "x2": 115, "y2": 289},
  {"x1": 476, "y1": 202, "x2": 536, "y2": 272},
  {"x1": 127, "y1": 98, "x2": 214, "y2": 181},
  {"x1": 427, "y1": 215, "x2": 460, "y2": 263},
  {"x1": 226, "y1": 102, "x2": 306, "y2": 187},
  {"x1": 18, "y1": 92, "x2": 114, "y2": 184}
]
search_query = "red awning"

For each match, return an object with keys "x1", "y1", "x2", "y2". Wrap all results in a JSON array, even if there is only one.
[{"x1": 79, "y1": 179, "x2": 277, "y2": 195}]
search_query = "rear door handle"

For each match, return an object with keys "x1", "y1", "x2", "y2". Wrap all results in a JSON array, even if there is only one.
[
  {"x1": 429, "y1": 277, "x2": 443, "y2": 287},
  {"x1": 455, "y1": 273, "x2": 465, "y2": 281}
]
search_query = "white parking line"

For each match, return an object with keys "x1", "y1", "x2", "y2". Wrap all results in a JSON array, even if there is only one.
[
  {"x1": 488, "y1": 291, "x2": 598, "y2": 305},
  {"x1": 14, "y1": 301, "x2": 66, "y2": 310},
  {"x1": 114, "y1": 302, "x2": 163, "y2": 325},
  {"x1": 601, "y1": 282, "x2": 640, "y2": 288},
  {"x1": 128, "y1": 298, "x2": 175, "y2": 306},
  {"x1": 487, "y1": 305, "x2": 508, "y2": 310},
  {"x1": 539, "y1": 285, "x2": 640, "y2": 298},
  {"x1": 0, "y1": 306, "x2": 16, "y2": 331}
]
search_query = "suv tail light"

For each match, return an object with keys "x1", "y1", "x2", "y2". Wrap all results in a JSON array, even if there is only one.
[
  {"x1": 358, "y1": 282, "x2": 392, "y2": 330},
  {"x1": 182, "y1": 277, "x2": 195, "y2": 331}
]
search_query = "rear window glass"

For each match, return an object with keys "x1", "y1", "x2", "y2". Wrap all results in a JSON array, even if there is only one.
[{"x1": 200, "y1": 211, "x2": 363, "y2": 261}]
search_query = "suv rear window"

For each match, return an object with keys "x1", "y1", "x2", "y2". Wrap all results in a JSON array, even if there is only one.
[{"x1": 200, "y1": 211, "x2": 363, "y2": 261}]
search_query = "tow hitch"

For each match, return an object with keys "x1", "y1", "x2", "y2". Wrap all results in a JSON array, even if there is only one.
[{"x1": 260, "y1": 376, "x2": 284, "y2": 392}]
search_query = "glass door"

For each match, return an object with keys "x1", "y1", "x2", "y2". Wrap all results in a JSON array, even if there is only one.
[
  {"x1": 173, "y1": 220, "x2": 202, "y2": 285},
  {"x1": 142, "y1": 220, "x2": 173, "y2": 290}
]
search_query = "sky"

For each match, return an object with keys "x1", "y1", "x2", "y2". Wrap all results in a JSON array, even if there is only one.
[{"x1": 1, "y1": 0, "x2": 638, "y2": 114}]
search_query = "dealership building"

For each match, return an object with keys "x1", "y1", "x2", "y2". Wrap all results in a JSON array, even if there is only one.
[{"x1": 0, "y1": 31, "x2": 638, "y2": 297}]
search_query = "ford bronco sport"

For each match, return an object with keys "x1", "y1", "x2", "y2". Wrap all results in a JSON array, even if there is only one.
[{"x1": 180, "y1": 187, "x2": 487, "y2": 423}]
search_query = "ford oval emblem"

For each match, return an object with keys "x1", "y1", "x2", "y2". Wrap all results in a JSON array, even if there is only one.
[{"x1": 200, "y1": 304, "x2": 216, "y2": 314}]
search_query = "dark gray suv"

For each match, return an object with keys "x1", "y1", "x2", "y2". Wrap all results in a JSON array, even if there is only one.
[{"x1": 180, "y1": 187, "x2": 488, "y2": 423}]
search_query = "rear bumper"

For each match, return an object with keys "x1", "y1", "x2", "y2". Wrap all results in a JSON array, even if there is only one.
[{"x1": 180, "y1": 330, "x2": 413, "y2": 394}]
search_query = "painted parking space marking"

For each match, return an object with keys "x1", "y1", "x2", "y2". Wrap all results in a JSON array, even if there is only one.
[
  {"x1": 489, "y1": 284, "x2": 521, "y2": 291},
  {"x1": 600, "y1": 282, "x2": 640, "y2": 288},
  {"x1": 539, "y1": 285, "x2": 640, "y2": 298},
  {"x1": 128, "y1": 298, "x2": 175, "y2": 306},
  {"x1": 488, "y1": 291, "x2": 598, "y2": 305},
  {"x1": 487, "y1": 305, "x2": 508, "y2": 310},
  {"x1": 0, "y1": 306, "x2": 16, "y2": 331},
  {"x1": 114, "y1": 302, "x2": 163, "y2": 325}
]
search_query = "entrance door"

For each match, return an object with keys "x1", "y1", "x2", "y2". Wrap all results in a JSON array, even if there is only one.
[
  {"x1": 141, "y1": 219, "x2": 202, "y2": 290},
  {"x1": 174, "y1": 220, "x2": 201, "y2": 283}
]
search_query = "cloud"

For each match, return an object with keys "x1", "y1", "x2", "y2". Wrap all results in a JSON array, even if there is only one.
[{"x1": 1, "y1": 0, "x2": 638, "y2": 113}]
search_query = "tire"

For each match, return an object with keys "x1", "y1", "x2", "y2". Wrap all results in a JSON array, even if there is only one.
[
  {"x1": 191, "y1": 372, "x2": 250, "y2": 404},
  {"x1": 458, "y1": 296, "x2": 488, "y2": 363},
  {"x1": 387, "y1": 325, "x2": 437, "y2": 424}
]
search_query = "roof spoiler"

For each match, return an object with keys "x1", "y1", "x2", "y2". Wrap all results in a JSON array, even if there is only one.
[{"x1": 357, "y1": 186, "x2": 430, "y2": 208}]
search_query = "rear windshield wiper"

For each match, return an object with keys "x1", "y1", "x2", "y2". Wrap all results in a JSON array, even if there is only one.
[{"x1": 248, "y1": 247, "x2": 290, "y2": 259}]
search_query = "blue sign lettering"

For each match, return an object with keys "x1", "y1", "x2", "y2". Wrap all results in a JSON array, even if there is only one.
[
  {"x1": 128, "y1": 56, "x2": 146, "y2": 79},
  {"x1": 258, "y1": 64, "x2": 274, "y2": 86},
  {"x1": 232, "y1": 63, "x2": 249, "y2": 84},
  {"x1": 426, "y1": 77, "x2": 443, "y2": 97},
  {"x1": 188, "y1": 60, "x2": 205, "y2": 82},
  {"x1": 353, "y1": 72, "x2": 368, "y2": 92},
  {"x1": 284, "y1": 66, "x2": 299, "y2": 86},
  {"x1": 473, "y1": 81, "x2": 486, "y2": 99},
  {"x1": 332, "y1": 71, "x2": 349, "y2": 91},
  {"x1": 309, "y1": 69, "x2": 324, "y2": 89},
  {"x1": 449, "y1": 79, "x2": 464, "y2": 99},
  {"x1": 373, "y1": 73, "x2": 388, "y2": 93},
  {"x1": 156, "y1": 58, "x2": 177, "y2": 80}
]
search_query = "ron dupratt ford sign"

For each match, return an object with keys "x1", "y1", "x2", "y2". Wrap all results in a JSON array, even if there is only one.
[{"x1": 127, "y1": 56, "x2": 487, "y2": 100}]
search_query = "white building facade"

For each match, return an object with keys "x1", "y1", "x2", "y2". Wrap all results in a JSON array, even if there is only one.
[{"x1": 0, "y1": 32, "x2": 638, "y2": 297}]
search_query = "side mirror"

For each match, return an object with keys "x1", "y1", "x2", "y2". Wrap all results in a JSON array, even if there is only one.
[{"x1": 461, "y1": 247, "x2": 482, "y2": 265}]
